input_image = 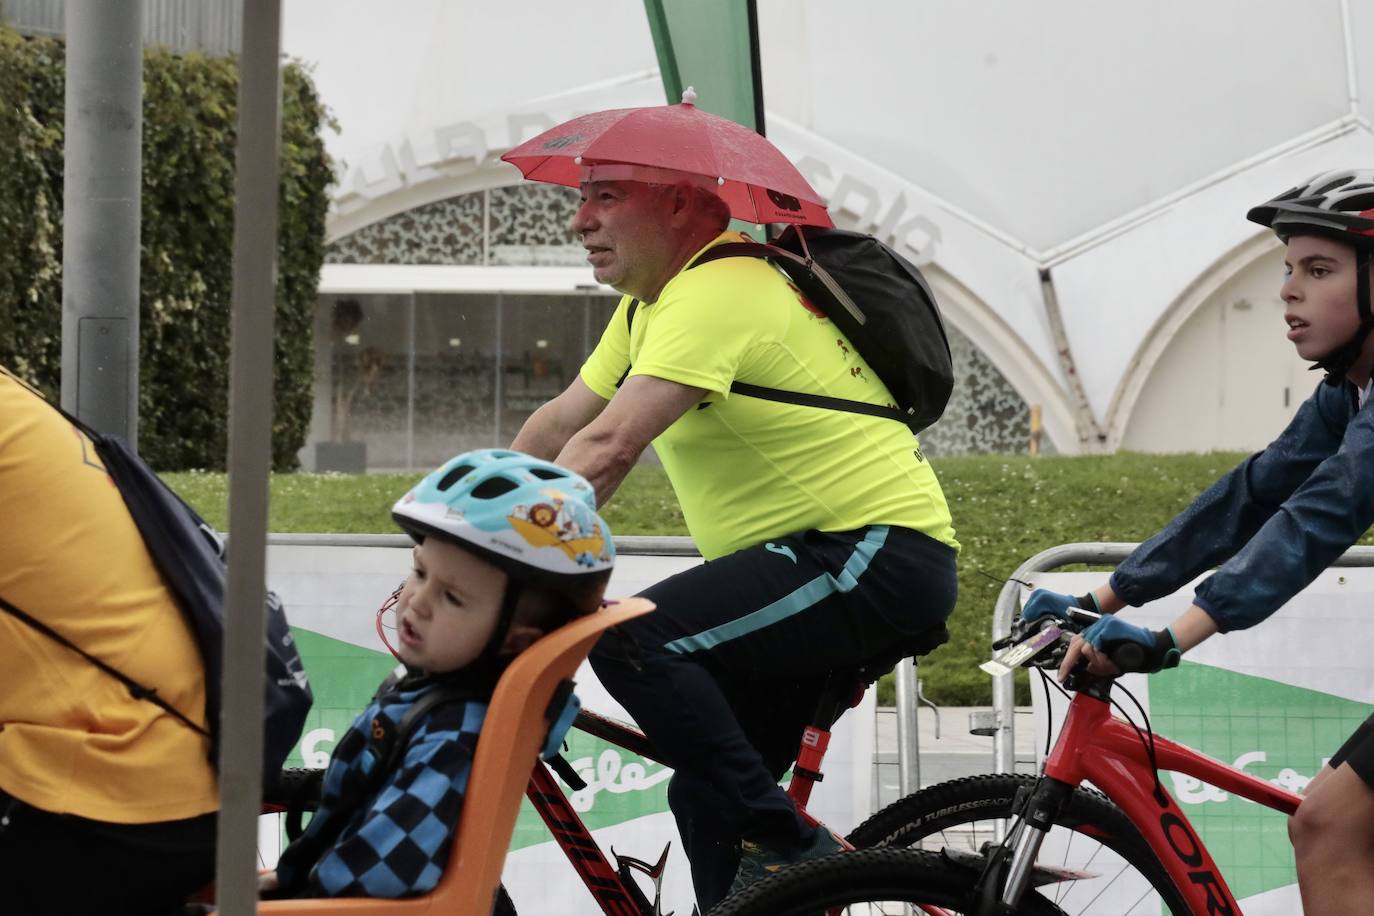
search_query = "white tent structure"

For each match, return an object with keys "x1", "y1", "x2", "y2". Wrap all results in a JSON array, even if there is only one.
[{"x1": 283, "y1": 0, "x2": 1374, "y2": 455}]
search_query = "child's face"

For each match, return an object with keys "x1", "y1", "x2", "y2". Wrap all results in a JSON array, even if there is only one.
[
  {"x1": 395, "y1": 539, "x2": 508, "y2": 673},
  {"x1": 1281, "y1": 235, "x2": 1366, "y2": 368}
]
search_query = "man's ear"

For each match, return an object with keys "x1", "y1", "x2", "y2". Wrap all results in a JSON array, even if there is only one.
[
  {"x1": 499, "y1": 623, "x2": 544, "y2": 656},
  {"x1": 668, "y1": 183, "x2": 696, "y2": 227}
]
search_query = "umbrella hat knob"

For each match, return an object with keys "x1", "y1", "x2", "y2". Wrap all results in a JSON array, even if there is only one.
[{"x1": 680, "y1": 86, "x2": 697, "y2": 107}]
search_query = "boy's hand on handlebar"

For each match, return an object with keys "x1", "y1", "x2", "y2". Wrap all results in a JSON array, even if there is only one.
[
  {"x1": 1058, "y1": 616, "x2": 1181, "y2": 680},
  {"x1": 1022, "y1": 588, "x2": 1098, "y2": 624}
]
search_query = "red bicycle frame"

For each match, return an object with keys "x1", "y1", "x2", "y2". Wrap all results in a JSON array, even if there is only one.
[
  {"x1": 528, "y1": 707, "x2": 954, "y2": 916},
  {"x1": 1042, "y1": 690, "x2": 1303, "y2": 915}
]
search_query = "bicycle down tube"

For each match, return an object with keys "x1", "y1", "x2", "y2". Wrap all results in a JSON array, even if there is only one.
[{"x1": 1042, "y1": 691, "x2": 1302, "y2": 915}]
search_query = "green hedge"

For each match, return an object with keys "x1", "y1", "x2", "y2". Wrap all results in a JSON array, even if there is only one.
[{"x1": 0, "y1": 26, "x2": 332, "y2": 470}]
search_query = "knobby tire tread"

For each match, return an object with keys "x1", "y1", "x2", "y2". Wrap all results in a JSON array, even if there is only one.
[
  {"x1": 707, "y1": 846, "x2": 1065, "y2": 915},
  {"x1": 846, "y1": 774, "x2": 1188, "y2": 915}
]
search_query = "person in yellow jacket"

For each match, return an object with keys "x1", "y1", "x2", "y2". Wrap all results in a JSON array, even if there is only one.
[{"x1": 0, "y1": 368, "x2": 217, "y2": 916}]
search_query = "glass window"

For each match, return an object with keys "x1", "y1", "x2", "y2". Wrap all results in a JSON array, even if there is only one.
[
  {"x1": 315, "y1": 294, "x2": 412, "y2": 472},
  {"x1": 310, "y1": 289, "x2": 626, "y2": 471},
  {"x1": 499, "y1": 293, "x2": 596, "y2": 442},
  {"x1": 412, "y1": 292, "x2": 501, "y2": 467}
]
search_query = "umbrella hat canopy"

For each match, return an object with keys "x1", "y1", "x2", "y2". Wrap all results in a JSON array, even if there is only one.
[{"x1": 502, "y1": 89, "x2": 833, "y2": 228}]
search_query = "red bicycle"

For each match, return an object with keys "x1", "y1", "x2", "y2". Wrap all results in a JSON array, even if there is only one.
[
  {"x1": 273, "y1": 618, "x2": 1065, "y2": 915},
  {"x1": 715, "y1": 608, "x2": 1304, "y2": 915}
]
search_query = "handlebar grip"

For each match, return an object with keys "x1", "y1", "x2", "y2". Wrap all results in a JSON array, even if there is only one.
[{"x1": 1108, "y1": 641, "x2": 1145, "y2": 671}]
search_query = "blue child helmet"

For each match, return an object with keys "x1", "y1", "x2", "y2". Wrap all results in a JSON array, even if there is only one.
[{"x1": 392, "y1": 448, "x2": 615, "y2": 618}]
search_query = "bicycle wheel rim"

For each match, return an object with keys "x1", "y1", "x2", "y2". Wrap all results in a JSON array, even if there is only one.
[{"x1": 848, "y1": 776, "x2": 1187, "y2": 916}]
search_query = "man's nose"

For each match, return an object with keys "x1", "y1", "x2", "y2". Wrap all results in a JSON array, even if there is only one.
[{"x1": 570, "y1": 202, "x2": 595, "y2": 235}]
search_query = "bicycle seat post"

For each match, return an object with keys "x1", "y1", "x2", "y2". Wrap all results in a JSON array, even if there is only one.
[{"x1": 786, "y1": 670, "x2": 864, "y2": 809}]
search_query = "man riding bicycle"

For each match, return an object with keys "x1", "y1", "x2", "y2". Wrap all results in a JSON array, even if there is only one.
[
  {"x1": 1024, "y1": 168, "x2": 1374, "y2": 916},
  {"x1": 510, "y1": 156, "x2": 959, "y2": 909}
]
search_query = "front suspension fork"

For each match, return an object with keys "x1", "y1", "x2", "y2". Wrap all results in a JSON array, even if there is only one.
[{"x1": 974, "y1": 778, "x2": 1072, "y2": 915}]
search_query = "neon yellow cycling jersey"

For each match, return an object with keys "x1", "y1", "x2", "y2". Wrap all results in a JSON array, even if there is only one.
[{"x1": 581, "y1": 232, "x2": 959, "y2": 560}]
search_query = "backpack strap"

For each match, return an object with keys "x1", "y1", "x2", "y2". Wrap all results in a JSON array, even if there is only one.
[
  {"x1": 614, "y1": 299, "x2": 640, "y2": 389},
  {"x1": 689, "y1": 245, "x2": 914, "y2": 426},
  {"x1": 373, "y1": 681, "x2": 481, "y2": 777},
  {"x1": 0, "y1": 592, "x2": 209, "y2": 737},
  {"x1": 728, "y1": 381, "x2": 910, "y2": 424}
]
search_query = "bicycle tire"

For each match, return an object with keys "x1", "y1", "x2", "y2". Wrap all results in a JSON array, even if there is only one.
[
  {"x1": 847, "y1": 775, "x2": 1189, "y2": 916},
  {"x1": 708, "y1": 847, "x2": 1066, "y2": 915}
]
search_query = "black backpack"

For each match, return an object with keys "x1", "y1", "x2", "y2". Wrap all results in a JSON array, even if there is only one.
[
  {"x1": 693, "y1": 226, "x2": 954, "y2": 434},
  {"x1": 0, "y1": 370, "x2": 313, "y2": 789}
]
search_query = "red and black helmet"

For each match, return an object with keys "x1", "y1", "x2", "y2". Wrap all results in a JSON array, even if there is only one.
[
  {"x1": 1248, "y1": 169, "x2": 1374, "y2": 385},
  {"x1": 1247, "y1": 169, "x2": 1374, "y2": 245}
]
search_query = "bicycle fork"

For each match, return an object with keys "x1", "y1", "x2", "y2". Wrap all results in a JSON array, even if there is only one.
[{"x1": 973, "y1": 778, "x2": 1074, "y2": 915}]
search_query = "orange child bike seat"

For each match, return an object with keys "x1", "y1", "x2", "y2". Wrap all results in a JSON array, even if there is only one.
[{"x1": 251, "y1": 596, "x2": 655, "y2": 915}]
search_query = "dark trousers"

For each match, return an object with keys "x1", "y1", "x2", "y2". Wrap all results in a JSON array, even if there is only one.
[
  {"x1": 0, "y1": 787, "x2": 216, "y2": 916},
  {"x1": 589, "y1": 525, "x2": 957, "y2": 911}
]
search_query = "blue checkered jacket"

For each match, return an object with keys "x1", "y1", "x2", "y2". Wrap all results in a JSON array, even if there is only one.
[
  {"x1": 274, "y1": 673, "x2": 488, "y2": 898},
  {"x1": 1112, "y1": 378, "x2": 1374, "y2": 632}
]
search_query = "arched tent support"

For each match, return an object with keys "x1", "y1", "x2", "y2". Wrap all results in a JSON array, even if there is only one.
[
  {"x1": 328, "y1": 167, "x2": 514, "y2": 245},
  {"x1": 1104, "y1": 230, "x2": 1280, "y2": 450},
  {"x1": 924, "y1": 264, "x2": 1079, "y2": 455}
]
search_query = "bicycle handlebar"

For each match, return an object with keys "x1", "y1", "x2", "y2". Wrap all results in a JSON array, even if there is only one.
[{"x1": 989, "y1": 609, "x2": 1143, "y2": 678}]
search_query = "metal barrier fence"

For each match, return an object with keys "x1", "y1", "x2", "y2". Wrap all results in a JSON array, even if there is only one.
[
  {"x1": 266, "y1": 532, "x2": 930, "y2": 796},
  {"x1": 988, "y1": 542, "x2": 1374, "y2": 774}
]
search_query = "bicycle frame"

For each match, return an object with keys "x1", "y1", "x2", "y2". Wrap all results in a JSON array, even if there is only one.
[
  {"x1": 529, "y1": 707, "x2": 954, "y2": 916},
  {"x1": 1036, "y1": 689, "x2": 1303, "y2": 915}
]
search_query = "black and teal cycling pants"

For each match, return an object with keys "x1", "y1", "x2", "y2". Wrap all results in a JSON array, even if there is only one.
[{"x1": 588, "y1": 523, "x2": 957, "y2": 910}]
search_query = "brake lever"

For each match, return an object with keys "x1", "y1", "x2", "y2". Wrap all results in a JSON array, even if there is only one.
[{"x1": 980, "y1": 621, "x2": 1067, "y2": 677}]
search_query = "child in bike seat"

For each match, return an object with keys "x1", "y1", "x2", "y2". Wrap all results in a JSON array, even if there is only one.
[
  {"x1": 259, "y1": 448, "x2": 614, "y2": 899},
  {"x1": 1021, "y1": 168, "x2": 1374, "y2": 916}
]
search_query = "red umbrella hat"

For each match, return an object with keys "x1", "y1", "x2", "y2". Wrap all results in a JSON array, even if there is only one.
[{"x1": 501, "y1": 88, "x2": 833, "y2": 228}]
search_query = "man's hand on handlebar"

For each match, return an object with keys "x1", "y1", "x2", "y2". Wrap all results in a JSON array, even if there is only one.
[{"x1": 1058, "y1": 616, "x2": 1180, "y2": 681}]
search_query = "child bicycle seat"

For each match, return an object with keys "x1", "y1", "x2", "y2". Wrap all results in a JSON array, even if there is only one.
[{"x1": 215, "y1": 596, "x2": 653, "y2": 915}]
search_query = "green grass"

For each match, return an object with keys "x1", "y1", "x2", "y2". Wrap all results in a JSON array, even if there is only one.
[
  {"x1": 165, "y1": 465, "x2": 688, "y2": 535},
  {"x1": 169, "y1": 452, "x2": 1365, "y2": 706}
]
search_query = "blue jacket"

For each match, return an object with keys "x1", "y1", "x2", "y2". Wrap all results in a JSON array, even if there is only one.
[
  {"x1": 1111, "y1": 378, "x2": 1374, "y2": 632},
  {"x1": 274, "y1": 673, "x2": 488, "y2": 898}
]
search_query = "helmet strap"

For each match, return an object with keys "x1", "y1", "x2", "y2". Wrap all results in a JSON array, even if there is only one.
[
  {"x1": 1315, "y1": 248, "x2": 1374, "y2": 386},
  {"x1": 482, "y1": 580, "x2": 523, "y2": 664}
]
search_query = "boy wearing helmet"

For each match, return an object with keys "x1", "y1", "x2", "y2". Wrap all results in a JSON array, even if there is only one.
[
  {"x1": 1023, "y1": 168, "x2": 1374, "y2": 914},
  {"x1": 261, "y1": 449, "x2": 614, "y2": 900}
]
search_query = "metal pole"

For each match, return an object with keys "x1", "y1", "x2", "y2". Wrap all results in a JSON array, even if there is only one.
[
  {"x1": 893, "y1": 656, "x2": 921, "y2": 795},
  {"x1": 61, "y1": 0, "x2": 143, "y2": 442},
  {"x1": 217, "y1": 1, "x2": 284, "y2": 913},
  {"x1": 263, "y1": 533, "x2": 703, "y2": 556}
]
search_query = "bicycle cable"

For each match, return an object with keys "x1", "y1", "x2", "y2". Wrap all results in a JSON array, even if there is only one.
[
  {"x1": 1036, "y1": 667, "x2": 1057, "y2": 759},
  {"x1": 1035, "y1": 667, "x2": 1164, "y2": 793},
  {"x1": 1111, "y1": 682, "x2": 1164, "y2": 793}
]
